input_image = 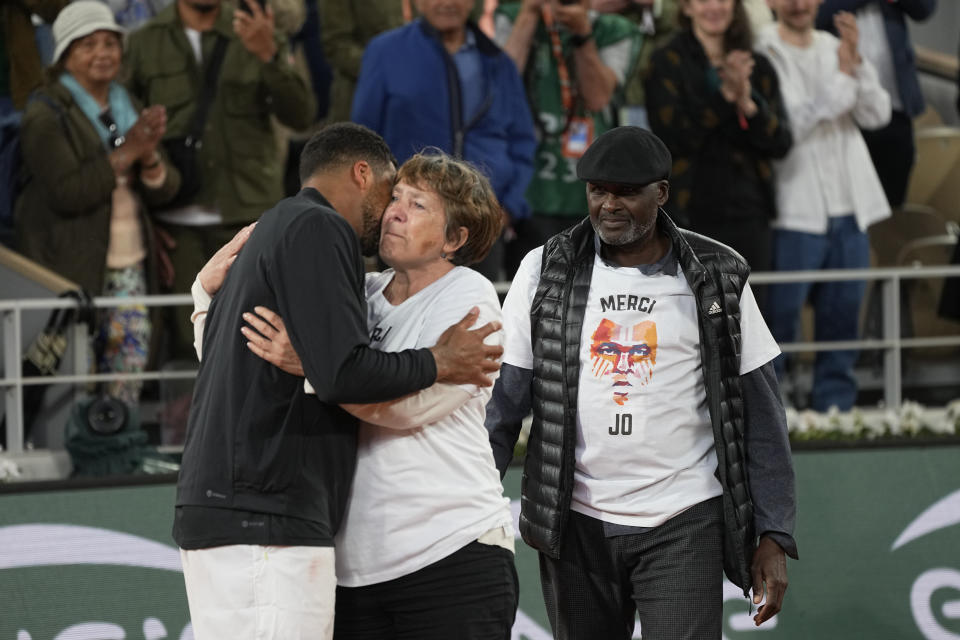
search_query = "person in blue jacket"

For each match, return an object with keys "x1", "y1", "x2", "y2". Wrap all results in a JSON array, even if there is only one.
[
  {"x1": 351, "y1": 0, "x2": 537, "y2": 282},
  {"x1": 816, "y1": 0, "x2": 936, "y2": 208}
]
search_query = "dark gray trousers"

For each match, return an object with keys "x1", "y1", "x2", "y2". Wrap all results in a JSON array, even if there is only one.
[{"x1": 539, "y1": 497, "x2": 724, "y2": 640}]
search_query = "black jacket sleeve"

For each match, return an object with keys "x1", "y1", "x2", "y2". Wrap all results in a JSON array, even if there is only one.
[
  {"x1": 485, "y1": 363, "x2": 534, "y2": 479},
  {"x1": 742, "y1": 361, "x2": 799, "y2": 559},
  {"x1": 270, "y1": 212, "x2": 436, "y2": 404}
]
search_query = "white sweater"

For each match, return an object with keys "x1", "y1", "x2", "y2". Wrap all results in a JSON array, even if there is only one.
[{"x1": 755, "y1": 24, "x2": 892, "y2": 234}]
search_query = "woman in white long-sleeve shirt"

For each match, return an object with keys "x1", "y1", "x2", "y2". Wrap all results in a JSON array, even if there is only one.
[{"x1": 192, "y1": 151, "x2": 517, "y2": 640}]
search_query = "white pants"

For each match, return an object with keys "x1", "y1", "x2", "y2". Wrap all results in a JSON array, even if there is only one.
[{"x1": 180, "y1": 545, "x2": 336, "y2": 640}]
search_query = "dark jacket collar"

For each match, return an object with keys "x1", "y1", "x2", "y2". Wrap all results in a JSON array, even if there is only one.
[{"x1": 299, "y1": 187, "x2": 335, "y2": 211}]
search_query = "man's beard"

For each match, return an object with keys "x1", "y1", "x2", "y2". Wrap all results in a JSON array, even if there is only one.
[
  {"x1": 591, "y1": 213, "x2": 655, "y2": 247},
  {"x1": 358, "y1": 198, "x2": 382, "y2": 257}
]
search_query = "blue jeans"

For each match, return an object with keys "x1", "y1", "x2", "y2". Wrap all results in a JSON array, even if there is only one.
[{"x1": 767, "y1": 216, "x2": 870, "y2": 411}]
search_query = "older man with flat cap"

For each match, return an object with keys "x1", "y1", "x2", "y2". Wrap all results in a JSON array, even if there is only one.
[{"x1": 486, "y1": 126, "x2": 798, "y2": 639}]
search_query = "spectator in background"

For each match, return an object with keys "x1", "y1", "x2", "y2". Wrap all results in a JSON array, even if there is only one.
[
  {"x1": 494, "y1": 0, "x2": 641, "y2": 276},
  {"x1": 292, "y1": 0, "x2": 332, "y2": 122},
  {"x1": 592, "y1": 0, "x2": 679, "y2": 129},
  {"x1": 757, "y1": 3, "x2": 891, "y2": 411},
  {"x1": 322, "y1": 0, "x2": 491, "y2": 125},
  {"x1": 107, "y1": 0, "x2": 308, "y2": 33},
  {"x1": 106, "y1": 0, "x2": 171, "y2": 31},
  {"x1": 742, "y1": 0, "x2": 772, "y2": 32},
  {"x1": 320, "y1": 0, "x2": 406, "y2": 124},
  {"x1": 645, "y1": 0, "x2": 791, "y2": 281},
  {"x1": 0, "y1": 0, "x2": 69, "y2": 243},
  {"x1": 352, "y1": 0, "x2": 536, "y2": 282},
  {"x1": 15, "y1": 1, "x2": 181, "y2": 404},
  {"x1": 0, "y1": 0, "x2": 68, "y2": 109},
  {"x1": 124, "y1": 0, "x2": 315, "y2": 358},
  {"x1": 816, "y1": 0, "x2": 936, "y2": 209},
  {"x1": 281, "y1": 0, "x2": 333, "y2": 196}
]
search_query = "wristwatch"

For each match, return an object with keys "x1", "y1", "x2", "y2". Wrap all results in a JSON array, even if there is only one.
[{"x1": 569, "y1": 31, "x2": 594, "y2": 48}]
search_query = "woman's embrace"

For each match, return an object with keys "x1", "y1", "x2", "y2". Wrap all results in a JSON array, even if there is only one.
[{"x1": 192, "y1": 150, "x2": 517, "y2": 640}]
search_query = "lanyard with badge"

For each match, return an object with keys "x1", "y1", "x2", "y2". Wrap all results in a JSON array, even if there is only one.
[{"x1": 540, "y1": 5, "x2": 593, "y2": 159}]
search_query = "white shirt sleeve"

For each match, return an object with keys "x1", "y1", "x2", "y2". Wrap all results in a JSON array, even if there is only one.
[
  {"x1": 598, "y1": 37, "x2": 634, "y2": 87},
  {"x1": 341, "y1": 383, "x2": 472, "y2": 430},
  {"x1": 190, "y1": 276, "x2": 212, "y2": 362},
  {"x1": 738, "y1": 282, "x2": 781, "y2": 375},
  {"x1": 851, "y1": 56, "x2": 892, "y2": 130},
  {"x1": 501, "y1": 247, "x2": 543, "y2": 370},
  {"x1": 343, "y1": 269, "x2": 501, "y2": 426},
  {"x1": 493, "y1": 13, "x2": 513, "y2": 48}
]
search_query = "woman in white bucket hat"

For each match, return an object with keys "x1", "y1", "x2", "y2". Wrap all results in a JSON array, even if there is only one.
[{"x1": 15, "y1": 0, "x2": 181, "y2": 406}]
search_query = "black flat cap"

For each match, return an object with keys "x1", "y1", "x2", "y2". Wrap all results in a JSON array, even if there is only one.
[{"x1": 576, "y1": 126, "x2": 672, "y2": 185}]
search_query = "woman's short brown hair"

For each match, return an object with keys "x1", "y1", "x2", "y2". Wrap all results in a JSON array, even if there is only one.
[{"x1": 396, "y1": 150, "x2": 502, "y2": 267}]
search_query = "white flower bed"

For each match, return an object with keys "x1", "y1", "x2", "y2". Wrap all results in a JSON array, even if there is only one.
[
  {"x1": 0, "y1": 447, "x2": 21, "y2": 482},
  {"x1": 786, "y1": 399, "x2": 960, "y2": 441}
]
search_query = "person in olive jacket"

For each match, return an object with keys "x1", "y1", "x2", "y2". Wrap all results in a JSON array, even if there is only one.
[
  {"x1": 124, "y1": 0, "x2": 315, "y2": 357},
  {"x1": 319, "y1": 0, "x2": 405, "y2": 124},
  {"x1": 15, "y1": 1, "x2": 181, "y2": 404}
]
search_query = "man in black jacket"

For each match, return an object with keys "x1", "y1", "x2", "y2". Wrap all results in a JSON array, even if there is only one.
[
  {"x1": 175, "y1": 123, "x2": 503, "y2": 639},
  {"x1": 486, "y1": 127, "x2": 797, "y2": 639}
]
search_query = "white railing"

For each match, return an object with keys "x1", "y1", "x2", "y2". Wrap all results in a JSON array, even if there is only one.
[
  {"x1": 3, "y1": 266, "x2": 960, "y2": 454},
  {"x1": 1, "y1": 294, "x2": 193, "y2": 454}
]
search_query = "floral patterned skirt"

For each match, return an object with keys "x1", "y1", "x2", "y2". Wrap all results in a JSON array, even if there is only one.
[{"x1": 97, "y1": 263, "x2": 151, "y2": 405}]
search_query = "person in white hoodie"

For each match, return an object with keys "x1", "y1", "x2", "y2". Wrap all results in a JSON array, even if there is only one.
[{"x1": 755, "y1": 0, "x2": 890, "y2": 412}]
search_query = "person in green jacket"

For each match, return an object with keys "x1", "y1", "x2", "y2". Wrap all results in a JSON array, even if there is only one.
[
  {"x1": 124, "y1": 0, "x2": 315, "y2": 358},
  {"x1": 494, "y1": 0, "x2": 642, "y2": 277},
  {"x1": 319, "y1": 0, "x2": 405, "y2": 124},
  {"x1": 591, "y1": 0, "x2": 680, "y2": 128},
  {"x1": 15, "y1": 1, "x2": 181, "y2": 404}
]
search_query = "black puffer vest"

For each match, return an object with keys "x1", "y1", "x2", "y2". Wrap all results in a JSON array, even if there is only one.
[{"x1": 523, "y1": 212, "x2": 756, "y2": 593}]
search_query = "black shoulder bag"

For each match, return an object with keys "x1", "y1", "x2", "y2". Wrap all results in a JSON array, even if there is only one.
[{"x1": 163, "y1": 34, "x2": 229, "y2": 208}]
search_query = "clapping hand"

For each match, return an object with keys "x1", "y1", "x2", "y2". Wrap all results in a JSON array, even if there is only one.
[
  {"x1": 113, "y1": 105, "x2": 167, "y2": 174},
  {"x1": 136, "y1": 106, "x2": 167, "y2": 160},
  {"x1": 835, "y1": 11, "x2": 860, "y2": 76},
  {"x1": 233, "y1": 0, "x2": 277, "y2": 63},
  {"x1": 718, "y1": 50, "x2": 754, "y2": 104}
]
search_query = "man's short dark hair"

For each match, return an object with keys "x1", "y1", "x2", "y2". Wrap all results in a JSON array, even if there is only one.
[{"x1": 299, "y1": 123, "x2": 397, "y2": 185}]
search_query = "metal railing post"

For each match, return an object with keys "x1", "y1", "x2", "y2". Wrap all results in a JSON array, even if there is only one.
[
  {"x1": 70, "y1": 321, "x2": 89, "y2": 383},
  {"x1": 881, "y1": 274, "x2": 902, "y2": 411},
  {"x1": 3, "y1": 307, "x2": 23, "y2": 453}
]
